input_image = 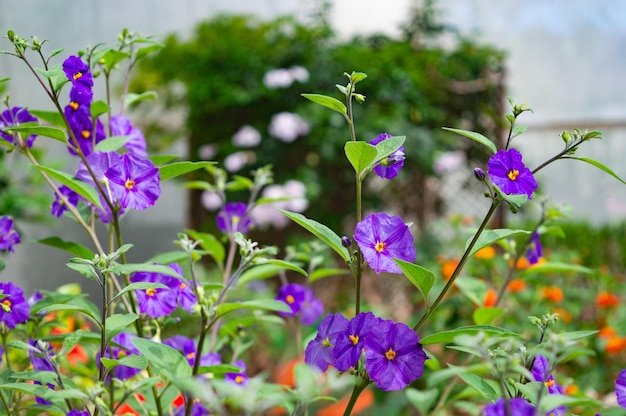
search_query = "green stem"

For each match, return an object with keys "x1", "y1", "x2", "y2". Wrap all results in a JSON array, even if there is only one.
[
  {"x1": 342, "y1": 377, "x2": 369, "y2": 416},
  {"x1": 1, "y1": 333, "x2": 12, "y2": 371},
  {"x1": 414, "y1": 201, "x2": 501, "y2": 332}
]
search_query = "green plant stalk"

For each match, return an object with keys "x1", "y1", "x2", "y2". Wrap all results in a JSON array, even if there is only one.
[
  {"x1": 342, "y1": 376, "x2": 370, "y2": 416},
  {"x1": 414, "y1": 201, "x2": 501, "y2": 332}
]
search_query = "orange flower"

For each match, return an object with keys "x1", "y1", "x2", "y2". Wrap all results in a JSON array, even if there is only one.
[
  {"x1": 553, "y1": 307, "x2": 572, "y2": 324},
  {"x1": 172, "y1": 393, "x2": 185, "y2": 408},
  {"x1": 483, "y1": 289, "x2": 498, "y2": 307},
  {"x1": 599, "y1": 326, "x2": 617, "y2": 339},
  {"x1": 563, "y1": 384, "x2": 579, "y2": 395},
  {"x1": 510, "y1": 257, "x2": 530, "y2": 270},
  {"x1": 115, "y1": 403, "x2": 140, "y2": 416},
  {"x1": 475, "y1": 246, "x2": 496, "y2": 260},
  {"x1": 67, "y1": 344, "x2": 89, "y2": 366},
  {"x1": 507, "y1": 279, "x2": 526, "y2": 293},
  {"x1": 596, "y1": 291, "x2": 620, "y2": 308},
  {"x1": 274, "y1": 357, "x2": 302, "y2": 388},
  {"x1": 541, "y1": 286, "x2": 563, "y2": 303},
  {"x1": 441, "y1": 258, "x2": 459, "y2": 281},
  {"x1": 316, "y1": 388, "x2": 374, "y2": 416},
  {"x1": 605, "y1": 336, "x2": 626, "y2": 354}
]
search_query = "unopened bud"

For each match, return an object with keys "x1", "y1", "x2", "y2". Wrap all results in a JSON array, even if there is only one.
[
  {"x1": 474, "y1": 167, "x2": 486, "y2": 181},
  {"x1": 341, "y1": 236, "x2": 351, "y2": 248},
  {"x1": 7, "y1": 30, "x2": 15, "y2": 42},
  {"x1": 354, "y1": 93, "x2": 366, "y2": 103}
]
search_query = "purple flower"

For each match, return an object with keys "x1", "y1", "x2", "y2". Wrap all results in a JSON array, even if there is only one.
[
  {"x1": 51, "y1": 185, "x2": 81, "y2": 218},
  {"x1": 66, "y1": 107, "x2": 105, "y2": 156},
  {"x1": 369, "y1": 133, "x2": 405, "y2": 180},
  {"x1": 484, "y1": 398, "x2": 535, "y2": 416},
  {"x1": 532, "y1": 355, "x2": 565, "y2": 416},
  {"x1": 216, "y1": 202, "x2": 252, "y2": 234},
  {"x1": 163, "y1": 335, "x2": 199, "y2": 366},
  {"x1": 106, "y1": 153, "x2": 161, "y2": 210},
  {"x1": 0, "y1": 282, "x2": 30, "y2": 328},
  {"x1": 305, "y1": 313, "x2": 349, "y2": 371},
  {"x1": 67, "y1": 410, "x2": 90, "y2": 416},
  {"x1": 353, "y1": 212, "x2": 416, "y2": 274},
  {"x1": 616, "y1": 369, "x2": 626, "y2": 408},
  {"x1": 62, "y1": 56, "x2": 93, "y2": 94},
  {"x1": 75, "y1": 151, "x2": 123, "y2": 222},
  {"x1": 364, "y1": 319, "x2": 428, "y2": 391},
  {"x1": 110, "y1": 114, "x2": 148, "y2": 157},
  {"x1": 102, "y1": 332, "x2": 142, "y2": 380},
  {"x1": 526, "y1": 232, "x2": 542, "y2": 265},
  {"x1": 0, "y1": 216, "x2": 20, "y2": 252},
  {"x1": 28, "y1": 339, "x2": 55, "y2": 405},
  {"x1": 334, "y1": 312, "x2": 378, "y2": 372},
  {"x1": 276, "y1": 283, "x2": 323, "y2": 324},
  {"x1": 0, "y1": 106, "x2": 38, "y2": 147},
  {"x1": 487, "y1": 148, "x2": 537, "y2": 199},
  {"x1": 131, "y1": 268, "x2": 180, "y2": 318},
  {"x1": 169, "y1": 263, "x2": 197, "y2": 313},
  {"x1": 225, "y1": 360, "x2": 248, "y2": 386}
]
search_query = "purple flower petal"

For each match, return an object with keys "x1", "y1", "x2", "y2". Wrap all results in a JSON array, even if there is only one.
[
  {"x1": 305, "y1": 313, "x2": 349, "y2": 371},
  {"x1": 487, "y1": 148, "x2": 537, "y2": 199}
]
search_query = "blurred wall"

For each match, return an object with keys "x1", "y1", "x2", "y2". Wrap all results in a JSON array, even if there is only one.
[{"x1": 1, "y1": 0, "x2": 626, "y2": 295}]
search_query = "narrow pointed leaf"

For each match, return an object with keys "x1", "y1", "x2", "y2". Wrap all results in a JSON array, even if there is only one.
[
  {"x1": 215, "y1": 299, "x2": 291, "y2": 319},
  {"x1": 448, "y1": 364, "x2": 498, "y2": 402},
  {"x1": 132, "y1": 337, "x2": 191, "y2": 380},
  {"x1": 39, "y1": 236, "x2": 94, "y2": 259},
  {"x1": 466, "y1": 228, "x2": 530, "y2": 258},
  {"x1": 35, "y1": 165, "x2": 102, "y2": 209},
  {"x1": 394, "y1": 259, "x2": 435, "y2": 306},
  {"x1": 109, "y1": 263, "x2": 182, "y2": 278},
  {"x1": 520, "y1": 261, "x2": 594, "y2": 278},
  {"x1": 564, "y1": 156, "x2": 626, "y2": 185},
  {"x1": 443, "y1": 127, "x2": 497, "y2": 154},
  {"x1": 105, "y1": 313, "x2": 139, "y2": 344},
  {"x1": 420, "y1": 325, "x2": 522, "y2": 345},
  {"x1": 159, "y1": 161, "x2": 215, "y2": 181},
  {"x1": 5, "y1": 124, "x2": 66, "y2": 142},
  {"x1": 90, "y1": 100, "x2": 109, "y2": 118},
  {"x1": 375, "y1": 135, "x2": 405, "y2": 160},
  {"x1": 29, "y1": 110, "x2": 65, "y2": 127},
  {"x1": 125, "y1": 91, "x2": 158, "y2": 107},
  {"x1": 301, "y1": 93, "x2": 347, "y2": 116},
  {"x1": 281, "y1": 211, "x2": 349, "y2": 262}
]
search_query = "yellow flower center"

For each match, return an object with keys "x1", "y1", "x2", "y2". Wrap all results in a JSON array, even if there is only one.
[
  {"x1": 322, "y1": 337, "x2": 332, "y2": 348},
  {"x1": 231, "y1": 215, "x2": 240, "y2": 227},
  {"x1": 73, "y1": 72, "x2": 83, "y2": 81},
  {"x1": 545, "y1": 379, "x2": 555, "y2": 388},
  {"x1": 69, "y1": 101, "x2": 79, "y2": 111},
  {"x1": 285, "y1": 295, "x2": 295, "y2": 304},
  {"x1": 385, "y1": 348, "x2": 396, "y2": 360},
  {"x1": 125, "y1": 179, "x2": 135, "y2": 190},
  {"x1": 180, "y1": 283, "x2": 186, "y2": 290},
  {"x1": 235, "y1": 375, "x2": 245, "y2": 384},
  {"x1": 81, "y1": 130, "x2": 91, "y2": 139},
  {"x1": 375, "y1": 241, "x2": 387, "y2": 253},
  {"x1": 1, "y1": 299, "x2": 11, "y2": 312},
  {"x1": 146, "y1": 288, "x2": 156, "y2": 297},
  {"x1": 507, "y1": 169, "x2": 520, "y2": 181},
  {"x1": 186, "y1": 352, "x2": 195, "y2": 360},
  {"x1": 349, "y1": 334, "x2": 359, "y2": 345}
]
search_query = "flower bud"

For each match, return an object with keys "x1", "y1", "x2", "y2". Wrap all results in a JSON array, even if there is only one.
[
  {"x1": 473, "y1": 167, "x2": 486, "y2": 181},
  {"x1": 341, "y1": 236, "x2": 351, "y2": 248},
  {"x1": 7, "y1": 30, "x2": 15, "y2": 42},
  {"x1": 354, "y1": 93, "x2": 366, "y2": 103}
]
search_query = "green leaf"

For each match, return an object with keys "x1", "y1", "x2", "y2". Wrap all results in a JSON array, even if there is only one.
[
  {"x1": 420, "y1": 325, "x2": 522, "y2": 345},
  {"x1": 344, "y1": 141, "x2": 378, "y2": 175},
  {"x1": 564, "y1": 156, "x2": 626, "y2": 185},
  {"x1": 66, "y1": 262, "x2": 99, "y2": 281},
  {"x1": 394, "y1": 259, "x2": 435, "y2": 306},
  {"x1": 309, "y1": 268, "x2": 350, "y2": 283},
  {"x1": 147, "y1": 251, "x2": 188, "y2": 264},
  {"x1": 101, "y1": 354, "x2": 147, "y2": 371},
  {"x1": 185, "y1": 229, "x2": 225, "y2": 265},
  {"x1": 35, "y1": 165, "x2": 102, "y2": 210},
  {"x1": 29, "y1": 110, "x2": 65, "y2": 127},
  {"x1": 90, "y1": 100, "x2": 109, "y2": 118},
  {"x1": 539, "y1": 394, "x2": 601, "y2": 413},
  {"x1": 94, "y1": 135, "x2": 130, "y2": 152},
  {"x1": 455, "y1": 276, "x2": 487, "y2": 307},
  {"x1": 5, "y1": 124, "x2": 66, "y2": 142},
  {"x1": 466, "y1": 228, "x2": 531, "y2": 258},
  {"x1": 108, "y1": 263, "x2": 182, "y2": 278},
  {"x1": 37, "y1": 303, "x2": 101, "y2": 329},
  {"x1": 215, "y1": 299, "x2": 291, "y2": 320},
  {"x1": 448, "y1": 364, "x2": 498, "y2": 402},
  {"x1": 442, "y1": 127, "x2": 497, "y2": 154},
  {"x1": 492, "y1": 184, "x2": 528, "y2": 210},
  {"x1": 111, "y1": 282, "x2": 168, "y2": 306},
  {"x1": 150, "y1": 154, "x2": 180, "y2": 165},
  {"x1": 281, "y1": 211, "x2": 349, "y2": 263},
  {"x1": 60, "y1": 329, "x2": 85, "y2": 357},
  {"x1": 375, "y1": 135, "x2": 405, "y2": 160},
  {"x1": 238, "y1": 261, "x2": 307, "y2": 286},
  {"x1": 294, "y1": 363, "x2": 320, "y2": 402},
  {"x1": 159, "y1": 161, "x2": 215, "y2": 181},
  {"x1": 125, "y1": 91, "x2": 158, "y2": 107},
  {"x1": 99, "y1": 49, "x2": 130, "y2": 72},
  {"x1": 520, "y1": 261, "x2": 595, "y2": 278},
  {"x1": 349, "y1": 72, "x2": 368, "y2": 84},
  {"x1": 560, "y1": 330, "x2": 598, "y2": 341},
  {"x1": 132, "y1": 337, "x2": 191, "y2": 380},
  {"x1": 406, "y1": 387, "x2": 439, "y2": 415},
  {"x1": 473, "y1": 307, "x2": 504, "y2": 325},
  {"x1": 301, "y1": 93, "x2": 347, "y2": 116},
  {"x1": 135, "y1": 44, "x2": 164, "y2": 61},
  {"x1": 38, "y1": 237, "x2": 94, "y2": 259},
  {"x1": 105, "y1": 313, "x2": 139, "y2": 344}
]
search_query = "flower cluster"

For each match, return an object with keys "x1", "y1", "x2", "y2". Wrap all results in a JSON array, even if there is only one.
[
  {"x1": 0, "y1": 106, "x2": 38, "y2": 148},
  {"x1": 131, "y1": 263, "x2": 196, "y2": 318},
  {"x1": 0, "y1": 215, "x2": 20, "y2": 252},
  {"x1": 0, "y1": 281, "x2": 30, "y2": 329},
  {"x1": 305, "y1": 312, "x2": 428, "y2": 391},
  {"x1": 275, "y1": 283, "x2": 323, "y2": 325},
  {"x1": 216, "y1": 202, "x2": 253, "y2": 234}
]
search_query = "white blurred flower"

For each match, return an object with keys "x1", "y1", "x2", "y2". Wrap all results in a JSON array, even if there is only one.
[
  {"x1": 250, "y1": 180, "x2": 308, "y2": 229},
  {"x1": 263, "y1": 68, "x2": 293, "y2": 89},
  {"x1": 198, "y1": 144, "x2": 217, "y2": 160},
  {"x1": 268, "y1": 112, "x2": 311, "y2": 143},
  {"x1": 289, "y1": 65, "x2": 309, "y2": 83},
  {"x1": 232, "y1": 125, "x2": 261, "y2": 147},
  {"x1": 201, "y1": 190, "x2": 222, "y2": 211},
  {"x1": 224, "y1": 151, "x2": 252, "y2": 172},
  {"x1": 433, "y1": 150, "x2": 466, "y2": 175}
]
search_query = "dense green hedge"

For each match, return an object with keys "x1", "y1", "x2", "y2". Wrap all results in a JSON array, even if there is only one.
[{"x1": 133, "y1": 8, "x2": 505, "y2": 235}]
